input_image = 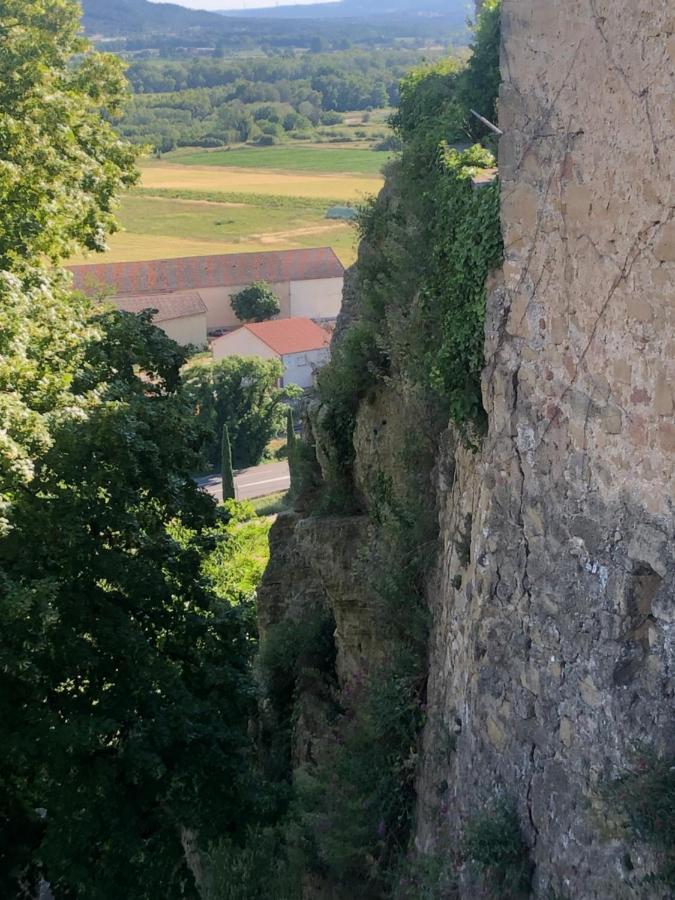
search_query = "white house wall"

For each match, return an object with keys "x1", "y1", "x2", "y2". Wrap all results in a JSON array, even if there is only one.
[
  {"x1": 160, "y1": 313, "x2": 208, "y2": 349},
  {"x1": 199, "y1": 282, "x2": 291, "y2": 331},
  {"x1": 289, "y1": 278, "x2": 343, "y2": 320},
  {"x1": 281, "y1": 348, "x2": 330, "y2": 390},
  {"x1": 211, "y1": 329, "x2": 279, "y2": 363}
]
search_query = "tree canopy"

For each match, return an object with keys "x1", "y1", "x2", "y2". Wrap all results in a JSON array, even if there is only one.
[
  {"x1": 0, "y1": 3, "x2": 258, "y2": 895},
  {"x1": 0, "y1": 0, "x2": 138, "y2": 267},
  {"x1": 183, "y1": 356, "x2": 297, "y2": 469},
  {"x1": 231, "y1": 281, "x2": 282, "y2": 323}
]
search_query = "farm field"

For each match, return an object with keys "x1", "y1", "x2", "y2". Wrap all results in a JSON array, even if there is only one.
[
  {"x1": 140, "y1": 160, "x2": 383, "y2": 200},
  {"x1": 68, "y1": 186, "x2": 361, "y2": 266},
  {"x1": 170, "y1": 145, "x2": 393, "y2": 176},
  {"x1": 67, "y1": 145, "x2": 387, "y2": 269}
]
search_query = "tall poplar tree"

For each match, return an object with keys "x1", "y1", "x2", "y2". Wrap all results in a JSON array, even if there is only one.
[{"x1": 222, "y1": 424, "x2": 236, "y2": 501}]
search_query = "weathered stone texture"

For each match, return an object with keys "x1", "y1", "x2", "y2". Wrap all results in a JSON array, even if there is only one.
[
  {"x1": 416, "y1": 3, "x2": 674, "y2": 897},
  {"x1": 258, "y1": 512, "x2": 384, "y2": 682}
]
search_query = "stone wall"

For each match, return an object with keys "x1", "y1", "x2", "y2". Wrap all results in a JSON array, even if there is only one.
[{"x1": 415, "y1": 2, "x2": 674, "y2": 897}]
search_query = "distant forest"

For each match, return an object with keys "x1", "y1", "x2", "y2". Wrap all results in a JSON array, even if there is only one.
[
  {"x1": 118, "y1": 50, "x2": 442, "y2": 152},
  {"x1": 83, "y1": 0, "x2": 471, "y2": 154}
]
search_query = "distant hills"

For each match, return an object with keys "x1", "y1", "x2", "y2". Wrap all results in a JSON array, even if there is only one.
[
  {"x1": 221, "y1": 0, "x2": 469, "y2": 19},
  {"x1": 81, "y1": 0, "x2": 470, "y2": 44},
  {"x1": 81, "y1": 0, "x2": 225, "y2": 35}
]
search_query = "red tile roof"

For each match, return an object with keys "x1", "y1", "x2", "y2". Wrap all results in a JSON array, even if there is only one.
[
  {"x1": 69, "y1": 248, "x2": 344, "y2": 297},
  {"x1": 112, "y1": 291, "x2": 207, "y2": 323},
  {"x1": 215, "y1": 318, "x2": 331, "y2": 357}
]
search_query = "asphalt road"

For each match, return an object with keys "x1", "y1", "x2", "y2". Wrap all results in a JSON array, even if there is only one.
[{"x1": 197, "y1": 460, "x2": 290, "y2": 503}]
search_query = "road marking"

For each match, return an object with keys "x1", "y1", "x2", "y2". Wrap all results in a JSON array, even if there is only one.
[{"x1": 241, "y1": 476, "x2": 290, "y2": 489}]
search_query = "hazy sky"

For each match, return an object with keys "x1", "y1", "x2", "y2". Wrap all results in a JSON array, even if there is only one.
[{"x1": 153, "y1": 0, "x2": 339, "y2": 10}]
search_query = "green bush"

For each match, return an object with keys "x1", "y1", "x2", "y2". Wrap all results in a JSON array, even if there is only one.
[
  {"x1": 296, "y1": 654, "x2": 424, "y2": 892},
  {"x1": 462, "y1": 798, "x2": 532, "y2": 898},
  {"x1": 205, "y1": 826, "x2": 301, "y2": 900},
  {"x1": 259, "y1": 611, "x2": 337, "y2": 722},
  {"x1": 390, "y1": 851, "x2": 458, "y2": 899},
  {"x1": 608, "y1": 754, "x2": 675, "y2": 888},
  {"x1": 315, "y1": 320, "x2": 388, "y2": 502}
]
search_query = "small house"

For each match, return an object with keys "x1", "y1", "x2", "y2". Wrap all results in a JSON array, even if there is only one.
[
  {"x1": 211, "y1": 318, "x2": 331, "y2": 390},
  {"x1": 69, "y1": 247, "x2": 345, "y2": 348}
]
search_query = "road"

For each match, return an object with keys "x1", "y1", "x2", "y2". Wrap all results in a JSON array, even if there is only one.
[{"x1": 197, "y1": 460, "x2": 290, "y2": 503}]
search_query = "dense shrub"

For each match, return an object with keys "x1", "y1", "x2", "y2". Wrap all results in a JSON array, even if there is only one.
[
  {"x1": 296, "y1": 654, "x2": 425, "y2": 892},
  {"x1": 259, "y1": 611, "x2": 337, "y2": 721},
  {"x1": 314, "y1": 320, "x2": 388, "y2": 507},
  {"x1": 607, "y1": 754, "x2": 675, "y2": 888},
  {"x1": 205, "y1": 826, "x2": 302, "y2": 900},
  {"x1": 231, "y1": 280, "x2": 281, "y2": 323},
  {"x1": 462, "y1": 798, "x2": 532, "y2": 898}
]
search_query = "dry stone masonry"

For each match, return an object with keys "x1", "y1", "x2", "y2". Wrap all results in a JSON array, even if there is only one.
[
  {"x1": 258, "y1": 2, "x2": 673, "y2": 897},
  {"x1": 417, "y1": 2, "x2": 674, "y2": 897}
]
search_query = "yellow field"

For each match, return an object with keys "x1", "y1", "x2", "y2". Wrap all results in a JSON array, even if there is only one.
[
  {"x1": 67, "y1": 152, "x2": 383, "y2": 269},
  {"x1": 141, "y1": 162, "x2": 381, "y2": 202},
  {"x1": 70, "y1": 229, "x2": 357, "y2": 267}
]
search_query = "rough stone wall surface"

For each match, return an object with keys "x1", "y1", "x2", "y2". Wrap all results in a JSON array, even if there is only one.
[
  {"x1": 416, "y1": 3, "x2": 674, "y2": 898},
  {"x1": 258, "y1": 512, "x2": 383, "y2": 683}
]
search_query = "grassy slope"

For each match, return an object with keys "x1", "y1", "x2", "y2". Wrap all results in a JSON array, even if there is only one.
[
  {"x1": 67, "y1": 145, "x2": 387, "y2": 268},
  {"x1": 68, "y1": 192, "x2": 359, "y2": 265}
]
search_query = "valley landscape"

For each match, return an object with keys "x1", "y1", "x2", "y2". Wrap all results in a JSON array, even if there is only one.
[
  {"x1": 4, "y1": 1, "x2": 672, "y2": 899},
  {"x1": 68, "y1": 0, "x2": 468, "y2": 269}
]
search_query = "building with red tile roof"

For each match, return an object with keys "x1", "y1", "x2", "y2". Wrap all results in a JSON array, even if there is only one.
[
  {"x1": 212, "y1": 318, "x2": 331, "y2": 390},
  {"x1": 69, "y1": 247, "x2": 344, "y2": 296},
  {"x1": 113, "y1": 291, "x2": 207, "y2": 323},
  {"x1": 239, "y1": 318, "x2": 331, "y2": 356},
  {"x1": 69, "y1": 248, "x2": 345, "y2": 348}
]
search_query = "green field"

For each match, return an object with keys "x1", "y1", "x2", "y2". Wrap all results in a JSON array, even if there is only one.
[
  {"x1": 173, "y1": 145, "x2": 393, "y2": 175},
  {"x1": 69, "y1": 190, "x2": 359, "y2": 266},
  {"x1": 67, "y1": 141, "x2": 388, "y2": 269}
]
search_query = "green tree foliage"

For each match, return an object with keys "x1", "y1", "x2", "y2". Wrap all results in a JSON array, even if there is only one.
[
  {"x1": 1, "y1": 308, "x2": 257, "y2": 898},
  {"x1": 222, "y1": 423, "x2": 236, "y2": 500},
  {"x1": 231, "y1": 281, "x2": 282, "y2": 323},
  {"x1": 458, "y1": 0, "x2": 503, "y2": 141},
  {"x1": 316, "y1": 1, "x2": 503, "y2": 475},
  {"x1": 183, "y1": 356, "x2": 297, "y2": 469},
  {"x1": 0, "y1": 0, "x2": 138, "y2": 268},
  {"x1": 114, "y1": 49, "x2": 429, "y2": 152},
  {"x1": 0, "y1": 3, "x2": 259, "y2": 895}
]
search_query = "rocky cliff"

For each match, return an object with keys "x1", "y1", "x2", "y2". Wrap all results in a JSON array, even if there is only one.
[{"x1": 257, "y1": 2, "x2": 674, "y2": 897}]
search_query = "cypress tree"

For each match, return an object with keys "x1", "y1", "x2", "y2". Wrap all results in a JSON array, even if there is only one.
[
  {"x1": 221, "y1": 424, "x2": 235, "y2": 501},
  {"x1": 286, "y1": 407, "x2": 296, "y2": 453},
  {"x1": 286, "y1": 407, "x2": 296, "y2": 490}
]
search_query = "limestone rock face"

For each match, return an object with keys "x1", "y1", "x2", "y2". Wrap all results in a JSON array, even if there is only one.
[
  {"x1": 258, "y1": 512, "x2": 383, "y2": 684},
  {"x1": 416, "y1": 2, "x2": 674, "y2": 897},
  {"x1": 258, "y1": 3, "x2": 673, "y2": 897}
]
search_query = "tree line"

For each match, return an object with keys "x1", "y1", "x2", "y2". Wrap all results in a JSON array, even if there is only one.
[{"x1": 116, "y1": 49, "x2": 428, "y2": 152}]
